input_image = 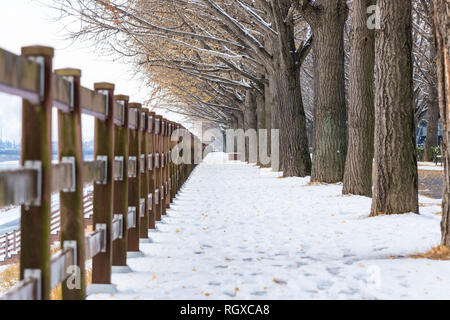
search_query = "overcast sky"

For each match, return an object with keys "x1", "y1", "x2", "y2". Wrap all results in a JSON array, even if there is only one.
[{"x1": 0, "y1": 0, "x2": 159, "y2": 143}]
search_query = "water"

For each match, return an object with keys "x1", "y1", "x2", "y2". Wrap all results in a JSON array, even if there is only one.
[{"x1": 0, "y1": 153, "x2": 94, "y2": 169}]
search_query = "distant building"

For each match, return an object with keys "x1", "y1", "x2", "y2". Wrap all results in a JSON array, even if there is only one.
[{"x1": 416, "y1": 119, "x2": 442, "y2": 147}]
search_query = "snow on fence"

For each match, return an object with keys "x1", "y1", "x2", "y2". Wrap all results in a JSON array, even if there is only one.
[{"x1": 0, "y1": 45, "x2": 202, "y2": 300}]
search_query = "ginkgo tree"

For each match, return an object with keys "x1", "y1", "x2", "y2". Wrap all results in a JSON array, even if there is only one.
[{"x1": 51, "y1": 0, "x2": 314, "y2": 176}]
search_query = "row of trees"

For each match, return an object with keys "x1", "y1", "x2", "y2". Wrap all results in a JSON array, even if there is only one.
[{"x1": 52, "y1": 1, "x2": 450, "y2": 241}]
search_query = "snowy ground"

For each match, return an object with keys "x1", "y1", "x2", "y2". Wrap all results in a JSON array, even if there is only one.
[
  {"x1": 88, "y1": 152, "x2": 449, "y2": 300},
  {"x1": 418, "y1": 161, "x2": 444, "y2": 171}
]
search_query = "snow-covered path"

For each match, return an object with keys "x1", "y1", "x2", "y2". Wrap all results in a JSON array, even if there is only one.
[{"x1": 90, "y1": 152, "x2": 450, "y2": 300}]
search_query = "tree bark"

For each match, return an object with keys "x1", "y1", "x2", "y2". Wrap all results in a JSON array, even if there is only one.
[
  {"x1": 256, "y1": 85, "x2": 266, "y2": 166},
  {"x1": 244, "y1": 90, "x2": 258, "y2": 162},
  {"x1": 342, "y1": 0, "x2": 375, "y2": 197},
  {"x1": 434, "y1": 0, "x2": 450, "y2": 245},
  {"x1": 271, "y1": 64, "x2": 311, "y2": 176},
  {"x1": 424, "y1": 86, "x2": 439, "y2": 161},
  {"x1": 304, "y1": 0, "x2": 348, "y2": 183},
  {"x1": 268, "y1": 0, "x2": 311, "y2": 177},
  {"x1": 370, "y1": 0, "x2": 418, "y2": 216}
]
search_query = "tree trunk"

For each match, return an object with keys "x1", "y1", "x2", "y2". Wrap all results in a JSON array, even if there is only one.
[
  {"x1": 423, "y1": 4, "x2": 440, "y2": 162},
  {"x1": 244, "y1": 90, "x2": 257, "y2": 163},
  {"x1": 370, "y1": 0, "x2": 418, "y2": 216},
  {"x1": 256, "y1": 86, "x2": 266, "y2": 166},
  {"x1": 268, "y1": 0, "x2": 311, "y2": 177},
  {"x1": 308, "y1": 0, "x2": 348, "y2": 183},
  {"x1": 342, "y1": 0, "x2": 375, "y2": 197},
  {"x1": 424, "y1": 86, "x2": 439, "y2": 161},
  {"x1": 434, "y1": 0, "x2": 450, "y2": 245},
  {"x1": 271, "y1": 65, "x2": 311, "y2": 176}
]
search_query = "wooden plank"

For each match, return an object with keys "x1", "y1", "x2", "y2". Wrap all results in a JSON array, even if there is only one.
[
  {"x1": 52, "y1": 74, "x2": 71, "y2": 113},
  {"x1": 0, "y1": 168, "x2": 37, "y2": 208},
  {"x1": 0, "y1": 278, "x2": 37, "y2": 300},
  {"x1": 80, "y1": 86, "x2": 106, "y2": 120},
  {"x1": 84, "y1": 229, "x2": 104, "y2": 260},
  {"x1": 129, "y1": 108, "x2": 138, "y2": 130},
  {"x1": 0, "y1": 48, "x2": 40, "y2": 103},
  {"x1": 111, "y1": 216, "x2": 122, "y2": 242},
  {"x1": 114, "y1": 101, "x2": 124, "y2": 126},
  {"x1": 83, "y1": 160, "x2": 106, "y2": 184},
  {"x1": 51, "y1": 162, "x2": 73, "y2": 193},
  {"x1": 128, "y1": 157, "x2": 137, "y2": 178},
  {"x1": 113, "y1": 157, "x2": 123, "y2": 181},
  {"x1": 127, "y1": 208, "x2": 136, "y2": 229},
  {"x1": 49, "y1": 248, "x2": 74, "y2": 290}
]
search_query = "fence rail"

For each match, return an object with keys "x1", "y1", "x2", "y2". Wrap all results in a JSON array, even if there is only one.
[{"x1": 0, "y1": 45, "x2": 202, "y2": 300}]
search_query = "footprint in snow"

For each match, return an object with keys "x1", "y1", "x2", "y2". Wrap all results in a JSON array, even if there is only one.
[
  {"x1": 251, "y1": 291, "x2": 267, "y2": 296},
  {"x1": 326, "y1": 267, "x2": 341, "y2": 276},
  {"x1": 317, "y1": 280, "x2": 333, "y2": 291}
]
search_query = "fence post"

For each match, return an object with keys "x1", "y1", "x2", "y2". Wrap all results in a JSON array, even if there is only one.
[
  {"x1": 13, "y1": 230, "x2": 17, "y2": 253},
  {"x1": 55, "y1": 68, "x2": 86, "y2": 299},
  {"x1": 127, "y1": 103, "x2": 142, "y2": 253},
  {"x1": 20, "y1": 45, "x2": 54, "y2": 300},
  {"x1": 154, "y1": 116, "x2": 162, "y2": 222},
  {"x1": 164, "y1": 120, "x2": 171, "y2": 210},
  {"x1": 112, "y1": 95, "x2": 130, "y2": 271},
  {"x1": 139, "y1": 108, "x2": 150, "y2": 239},
  {"x1": 89, "y1": 82, "x2": 116, "y2": 294},
  {"x1": 161, "y1": 119, "x2": 166, "y2": 216},
  {"x1": 165, "y1": 119, "x2": 169, "y2": 210},
  {"x1": 176, "y1": 124, "x2": 182, "y2": 193},
  {"x1": 148, "y1": 112, "x2": 156, "y2": 230},
  {"x1": 170, "y1": 122, "x2": 177, "y2": 202}
]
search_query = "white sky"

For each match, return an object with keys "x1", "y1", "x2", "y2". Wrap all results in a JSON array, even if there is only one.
[{"x1": 0, "y1": 0, "x2": 180, "y2": 143}]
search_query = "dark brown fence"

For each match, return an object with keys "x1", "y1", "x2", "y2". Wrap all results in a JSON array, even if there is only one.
[{"x1": 0, "y1": 45, "x2": 200, "y2": 300}]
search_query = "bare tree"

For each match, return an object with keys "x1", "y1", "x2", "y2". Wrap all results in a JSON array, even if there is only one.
[
  {"x1": 52, "y1": 0, "x2": 313, "y2": 176},
  {"x1": 298, "y1": 0, "x2": 348, "y2": 183},
  {"x1": 342, "y1": 0, "x2": 375, "y2": 197},
  {"x1": 434, "y1": 0, "x2": 450, "y2": 245},
  {"x1": 371, "y1": 0, "x2": 418, "y2": 216},
  {"x1": 413, "y1": 0, "x2": 439, "y2": 161}
]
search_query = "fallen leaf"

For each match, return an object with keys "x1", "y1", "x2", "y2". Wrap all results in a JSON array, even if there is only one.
[{"x1": 273, "y1": 278, "x2": 287, "y2": 285}]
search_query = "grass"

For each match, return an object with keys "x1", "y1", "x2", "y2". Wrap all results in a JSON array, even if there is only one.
[
  {"x1": 0, "y1": 223, "x2": 95, "y2": 299},
  {"x1": 410, "y1": 245, "x2": 450, "y2": 260},
  {"x1": 0, "y1": 244, "x2": 93, "y2": 300}
]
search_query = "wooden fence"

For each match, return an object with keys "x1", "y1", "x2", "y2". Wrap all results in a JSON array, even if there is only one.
[
  {"x1": 0, "y1": 191, "x2": 94, "y2": 264},
  {"x1": 0, "y1": 45, "x2": 201, "y2": 300}
]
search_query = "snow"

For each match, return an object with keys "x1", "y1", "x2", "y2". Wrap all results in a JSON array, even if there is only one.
[{"x1": 88, "y1": 152, "x2": 450, "y2": 300}]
